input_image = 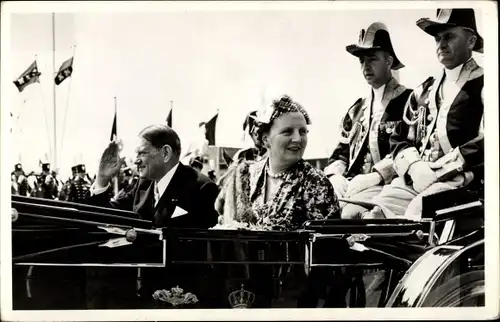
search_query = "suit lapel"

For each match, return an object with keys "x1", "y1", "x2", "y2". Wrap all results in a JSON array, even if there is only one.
[
  {"x1": 152, "y1": 165, "x2": 183, "y2": 226},
  {"x1": 134, "y1": 181, "x2": 155, "y2": 219}
]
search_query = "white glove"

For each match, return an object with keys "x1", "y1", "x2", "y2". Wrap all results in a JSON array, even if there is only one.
[
  {"x1": 329, "y1": 174, "x2": 349, "y2": 199},
  {"x1": 344, "y1": 172, "x2": 382, "y2": 198},
  {"x1": 408, "y1": 161, "x2": 437, "y2": 193},
  {"x1": 361, "y1": 206, "x2": 385, "y2": 219},
  {"x1": 324, "y1": 161, "x2": 347, "y2": 177}
]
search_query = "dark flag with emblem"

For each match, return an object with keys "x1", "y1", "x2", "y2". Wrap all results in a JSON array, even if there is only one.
[
  {"x1": 13, "y1": 61, "x2": 41, "y2": 92},
  {"x1": 54, "y1": 57, "x2": 74, "y2": 85},
  {"x1": 205, "y1": 113, "x2": 218, "y2": 146},
  {"x1": 166, "y1": 109, "x2": 173, "y2": 128}
]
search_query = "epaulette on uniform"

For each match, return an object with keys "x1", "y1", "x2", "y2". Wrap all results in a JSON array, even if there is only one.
[
  {"x1": 338, "y1": 98, "x2": 364, "y2": 144},
  {"x1": 403, "y1": 76, "x2": 434, "y2": 125}
]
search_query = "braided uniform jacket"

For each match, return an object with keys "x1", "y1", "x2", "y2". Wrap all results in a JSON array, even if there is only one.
[
  {"x1": 327, "y1": 77, "x2": 412, "y2": 184},
  {"x1": 17, "y1": 176, "x2": 30, "y2": 196},
  {"x1": 391, "y1": 58, "x2": 484, "y2": 189},
  {"x1": 68, "y1": 177, "x2": 92, "y2": 203}
]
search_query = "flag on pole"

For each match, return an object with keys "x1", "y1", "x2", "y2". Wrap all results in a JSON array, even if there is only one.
[
  {"x1": 110, "y1": 109, "x2": 117, "y2": 141},
  {"x1": 204, "y1": 113, "x2": 218, "y2": 146},
  {"x1": 13, "y1": 61, "x2": 41, "y2": 92},
  {"x1": 54, "y1": 57, "x2": 74, "y2": 85},
  {"x1": 221, "y1": 148, "x2": 233, "y2": 166},
  {"x1": 166, "y1": 109, "x2": 173, "y2": 128}
]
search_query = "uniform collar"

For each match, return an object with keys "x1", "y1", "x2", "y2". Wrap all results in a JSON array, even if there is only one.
[{"x1": 444, "y1": 57, "x2": 473, "y2": 82}]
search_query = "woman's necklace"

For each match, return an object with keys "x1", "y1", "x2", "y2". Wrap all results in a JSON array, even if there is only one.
[{"x1": 265, "y1": 163, "x2": 286, "y2": 180}]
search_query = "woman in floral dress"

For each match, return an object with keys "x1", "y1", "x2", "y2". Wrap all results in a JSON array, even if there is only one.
[{"x1": 215, "y1": 95, "x2": 340, "y2": 231}]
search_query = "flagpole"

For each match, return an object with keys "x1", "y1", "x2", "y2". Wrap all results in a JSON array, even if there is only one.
[
  {"x1": 59, "y1": 45, "x2": 76, "y2": 157},
  {"x1": 215, "y1": 109, "x2": 220, "y2": 179},
  {"x1": 52, "y1": 12, "x2": 57, "y2": 171},
  {"x1": 113, "y1": 96, "x2": 119, "y2": 197},
  {"x1": 215, "y1": 146, "x2": 220, "y2": 179},
  {"x1": 170, "y1": 100, "x2": 173, "y2": 127}
]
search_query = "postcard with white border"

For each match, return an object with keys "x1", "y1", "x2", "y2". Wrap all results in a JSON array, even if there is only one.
[{"x1": 1, "y1": 1, "x2": 498, "y2": 321}]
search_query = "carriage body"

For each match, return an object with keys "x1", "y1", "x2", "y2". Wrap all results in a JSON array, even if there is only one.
[{"x1": 10, "y1": 187, "x2": 484, "y2": 309}]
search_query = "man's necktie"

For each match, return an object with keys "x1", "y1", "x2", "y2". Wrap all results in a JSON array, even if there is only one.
[{"x1": 154, "y1": 183, "x2": 160, "y2": 207}]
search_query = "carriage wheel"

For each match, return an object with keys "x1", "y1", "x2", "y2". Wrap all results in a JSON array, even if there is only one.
[{"x1": 421, "y1": 270, "x2": 485, "y2": 307}]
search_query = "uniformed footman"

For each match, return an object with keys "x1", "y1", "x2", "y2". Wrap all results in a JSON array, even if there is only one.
[
  {"x1": 364, "y1": 9, "x2": 484, "y2": 219},
  {"x1": 66, "y1": 164, "x2": 92, "y2": 203},
  {"x1": 324, "y1": 22, "x2": 412, "y2": 219},
  {"x1": 33, "y1": 162, "x2": 59, "y2": 199},
  {"x1": 11, "y1": 163, "x2": 30, "y2": 196}
]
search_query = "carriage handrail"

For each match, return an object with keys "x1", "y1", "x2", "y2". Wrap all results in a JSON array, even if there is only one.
[
  {"x1": 12, "y1": 195, "x2": 141, "y2": 219},
  {"x1": 12, "y1": 199, "x2": 151, "y2": 229}
]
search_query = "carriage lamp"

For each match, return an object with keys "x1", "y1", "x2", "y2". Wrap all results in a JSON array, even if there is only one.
[
  {"x1": 11, "y1": 208, "x2": 19, "y2": 222},
  {"x1": 125, "y1": 229, "x2": 137, "y2": 242}
]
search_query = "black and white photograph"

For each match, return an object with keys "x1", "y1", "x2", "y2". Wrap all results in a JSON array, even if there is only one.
[{"x1": 1, "y1": 1, "x2": 498, "y2": 321}]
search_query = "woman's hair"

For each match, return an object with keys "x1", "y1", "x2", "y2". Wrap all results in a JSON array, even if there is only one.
[
  {"x1": 138, "y1": 124, "x2": 182, "y2": 156},
  {"x1": 256, "y1": 95, "x2": 311, "y2": 141}
]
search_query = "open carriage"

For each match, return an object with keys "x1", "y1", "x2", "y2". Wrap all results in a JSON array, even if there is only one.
[{"x1": 10, "y1": 186, "x2": 484, "y2": 309}]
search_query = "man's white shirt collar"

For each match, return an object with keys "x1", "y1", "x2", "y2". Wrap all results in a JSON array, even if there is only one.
[
  {"x1": 371, "y1": 84, "x2": 386, "y2": 113},
  {"x1": 155, "y1": 163, "x2": 180, "y2": 201},
  {"x1": 373, "y1": 84, "x2": 386, "y2": 101}
]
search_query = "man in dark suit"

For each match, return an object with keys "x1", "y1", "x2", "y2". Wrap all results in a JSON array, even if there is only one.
[
  {"x1": 89, "y1": 124, "x2": 219, "y2": 229},
  {"x1": 85, "y1": 124, "x2": 219, "y2": 309}
]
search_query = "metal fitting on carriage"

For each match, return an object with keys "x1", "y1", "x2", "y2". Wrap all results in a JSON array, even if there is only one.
[
  {"x1": 125, "y1": 229, "x2": 137, "y2": 242},
  {"x1": 344, "y1": 234, "x2": 370, "y2": 246},
  {"x1": 228, "y1": 284, "x2": 255, "y2": 309},
  {"x1": 11, "y1": 208, "x2": 19, "y2": 222},
  {"x1": 153, "y1": 286, "x2": 199, "y2": 307}
]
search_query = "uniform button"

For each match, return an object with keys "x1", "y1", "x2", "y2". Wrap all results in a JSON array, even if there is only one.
[
  {"x1": 424, "y1": 98, "x2": 430, "y2": 105},
  {"x1": 360, "y1": 116, "x2": 365, "y2": 122},
  {"x1": 427, "y1": 114, "x2": 434, "y2": 121},
  {"x1": 386, "y1": 127, "x2": 393, "y2": 134},
  {"x1": 428, "y1": 85, "x2": 433, "y2": 91}
]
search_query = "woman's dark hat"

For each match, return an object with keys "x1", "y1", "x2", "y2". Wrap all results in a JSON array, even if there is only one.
[
  {"x1": 346, "y1": 22, "x2": 404, "y2": 70},
  {"x1": 416, "y1": 9, "x2": 483, "y2": 53}
]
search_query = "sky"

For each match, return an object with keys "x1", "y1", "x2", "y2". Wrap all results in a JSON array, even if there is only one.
[{"x1": 5, "y1": 3, "x2": 485, "y2": 179}]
